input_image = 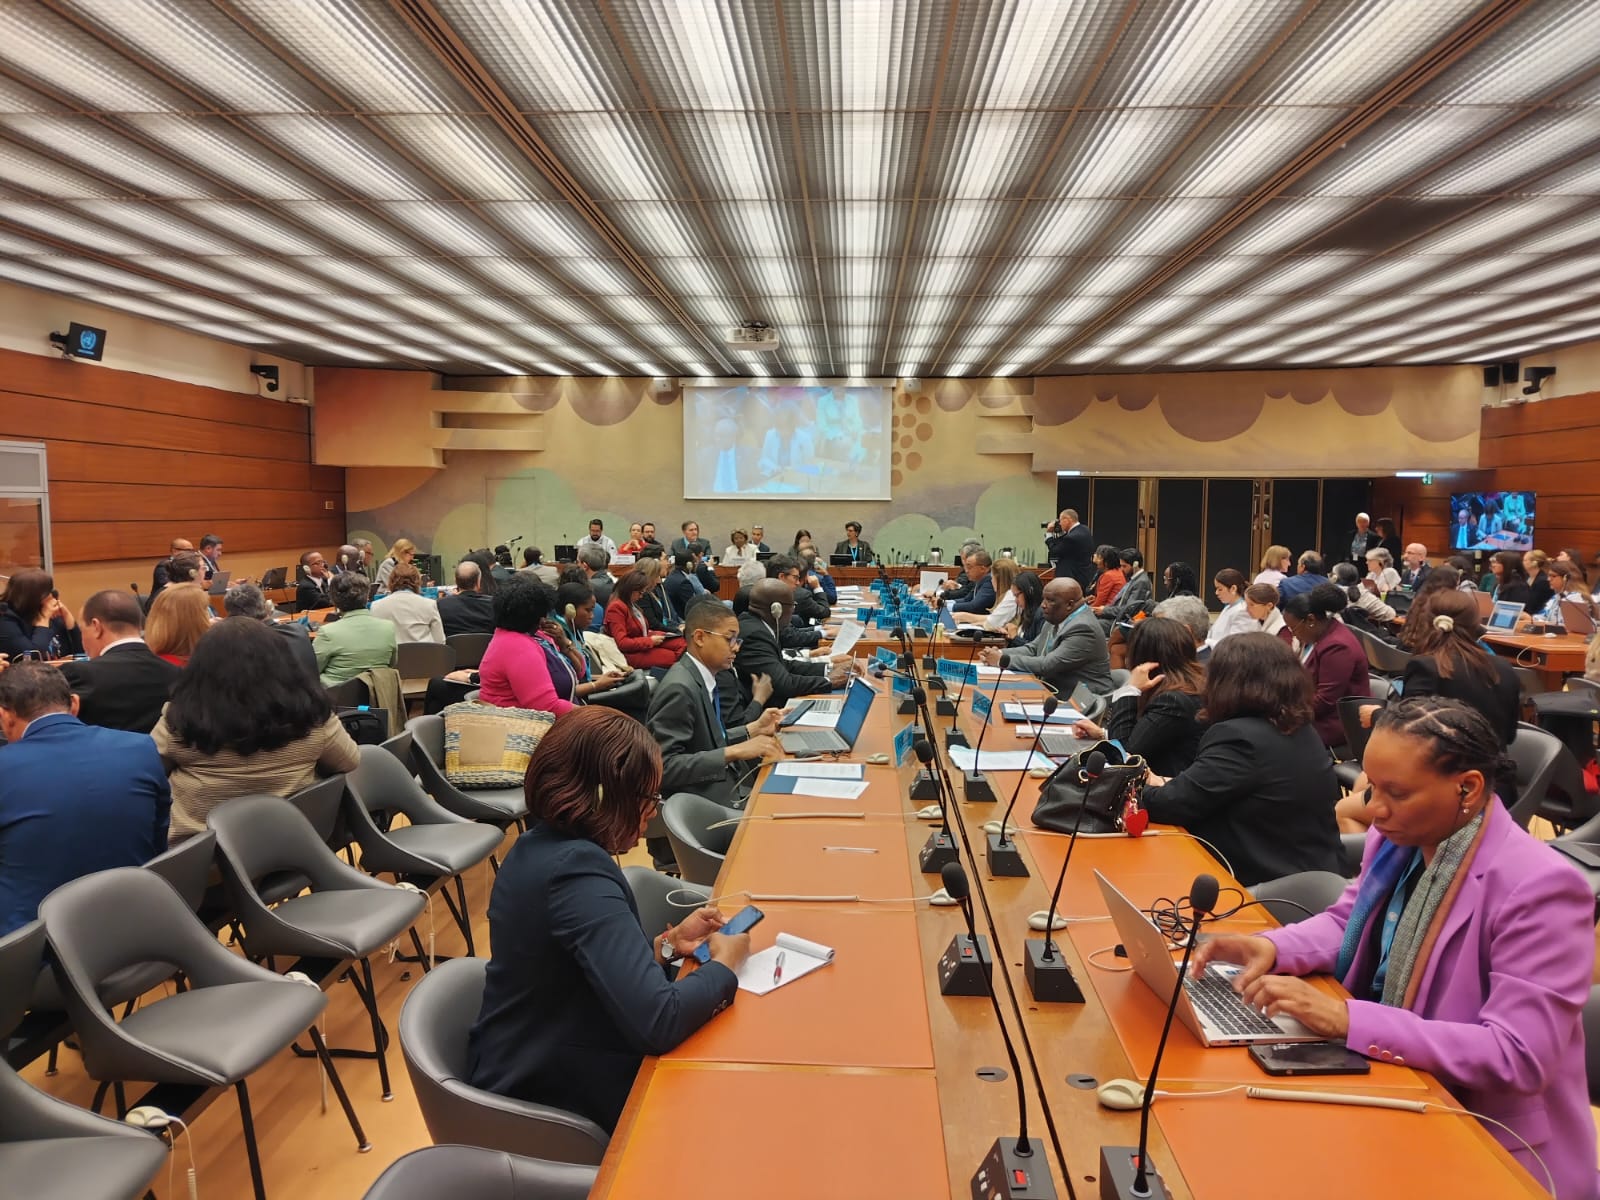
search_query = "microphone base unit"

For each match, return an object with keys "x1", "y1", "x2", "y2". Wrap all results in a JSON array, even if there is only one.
[
  {"x1": 985, "y1": 831, "x2": 1029, "y2": 878},
  {"x1": 937, "y1": 932, "x2": 992, "y2": 997},
  {"x1": 936, "y1": 696, "x2": 959, "y2": 717},
  {"x1": 921, "y1": 654, "x2": 937, "y2": 671},
  {"x1": 919, "y1": 830, "x2": 961, "y2": 874},
  {"x1": 927, "y1": 674, "x2": 948, "y2": 694},
  {"x1": 896, "y1": 694, "x2": 920, "y2": 716},
  {"x1": 1098, "y1": 1146, "x2": 1170, "y2": 1200},
  {"x1": 972, "y1": 1137, "x2": 1058, "y2": 1199},
  {"x1": 909, "y1": 769, "x2": 942, "y2": 803},
  {"x1": 944, "y1": 725, "x2": 970, "y2": 750},
  {"x1": 1024, "y1": 938, "x2": 1086, "y2": 1004},
  {"x1": 963, "y1": 770, "x2": 998, "y2": 803}
]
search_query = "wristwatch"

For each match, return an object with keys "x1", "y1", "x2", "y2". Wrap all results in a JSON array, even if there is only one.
[{"x1": 659, "y1": 932, "x2": 682, "y2": 963}]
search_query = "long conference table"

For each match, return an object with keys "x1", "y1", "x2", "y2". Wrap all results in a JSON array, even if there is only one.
[{"x1": 589, "y1": 657, "x2": 1548, "y2": 1198}]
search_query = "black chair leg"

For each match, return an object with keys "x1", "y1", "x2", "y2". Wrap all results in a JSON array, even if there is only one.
[
  {"x1": 236, "y1": 1080, "x2": 268, "y2": 1200},
  {"x1": 90, "y1": 1079, "x2": 110, "y2": 1115},
  {"x1": 307, "y1": 1025, "x2": 372, "y2": 1152},
  {"x1": 45, "y1": 1043, "x2": 59, "y2": 1075},
  {"x1": 357, "y1": 956, "x2": 393, "y2": 1101},
  {"x1": 439, "y1": 874, "x2": 476, "y2": 957},
  {"x1": 113, "y1": 1080, "x2": 128, "y2": 1119}
]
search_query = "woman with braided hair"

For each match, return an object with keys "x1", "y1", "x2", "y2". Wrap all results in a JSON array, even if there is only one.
[{"x1": 1195, "y1": 696, "x2": 1596, "y2": 1200}]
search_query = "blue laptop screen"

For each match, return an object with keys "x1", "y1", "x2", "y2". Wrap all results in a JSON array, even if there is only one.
[{"x1": 834, "y1": 679, "x2": 876, "y2": 746}]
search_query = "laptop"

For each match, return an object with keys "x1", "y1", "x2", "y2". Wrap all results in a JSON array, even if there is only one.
[
  {"x1": 206, "y1": 570, "x2": 231, "y2": 595},
  {"x1": 1559, "y1": 600, "x2": 1596, "y2": 636},
  {"x1": 258, "y1": 566, "x2": 288, "y2": 589},
  {"x1": 778, "y1": 678, "x2": 873, "y2": 755},
  {"x1": 1095, "y1": 870, "x2": 1318, "y2": 1047},
  {"x1": 1486, "y1": 599, "x2": 1524, "y2": 631},
  {"x1": 829, "y1": 553, "x2": 855, "y2": 567}
]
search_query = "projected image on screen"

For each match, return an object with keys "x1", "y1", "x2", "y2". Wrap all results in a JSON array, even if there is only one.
[
  {"x1": 684, "y1": 384, "x2": 892, "y2": 500},
  {"x1": 1448, "y1": 490, "x2": 1535, "y2": 552}
]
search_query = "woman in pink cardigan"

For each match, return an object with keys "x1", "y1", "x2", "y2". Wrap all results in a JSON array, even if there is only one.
[
  {"x1": 477, "y1": 575, "x2": 574, "y2": 716},
  {"x1": 1195, "y1": 696, "x2": 1596, "y2": 1199}
]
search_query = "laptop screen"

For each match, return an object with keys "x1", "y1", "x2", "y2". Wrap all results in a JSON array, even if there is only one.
[
  {"x1": 833, "y1": 679, "x2": 876, "y2": 747},
  {"x1": 1487, "y1": 600, "x2": 1524, "y2": 631}
]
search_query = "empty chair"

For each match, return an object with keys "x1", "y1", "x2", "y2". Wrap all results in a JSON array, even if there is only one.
[
  {"x1": 344, "y1": 745, "x2": 504, "y2": 957},
  {"x1": 1505, "y1": 722, "x2": 1569, "y2": 829},
  {"x1": 398, "y1": 958, "x2": 609, "y2": 1164},
  {"x1": 0, "y1": 922, "x2": 168, "y2": 1200},
  {"x1": 282, "y1": 773, "x2": 349, "y2": 850},
  {"x1": 1511, "y1": 665, "x2": 1548, "y2": 702},
  {"x1": 209, "y1": 795, "x2": 428, "y2": 1101},
  {"x1": 327, "y1": 677, "x2": 370, "y2": 709},
  {"x1": 40, "y1": 869, "x2": 370, "y2": 1200},
  {"x1": 623, "y1": 866, "x2": 710, "y2": 938},
  {"x1": 445, "y1": 633, "x2": 492, "y2": 671},
  {"x1": 661, "y1": 793, "x2": 740, "y2": 886},
  {"x1": 396, "y1": 642, "x2": 456, "y2": 703},
  {"x1": 1333, "y1": 696, "x2": 1384, "y2": 791},
  {"x1": 406, "y1": 715, "x2": 529, "y2": 837},
  {"x1": 1253, "y1": 871, "x2": 1350, "y2": 925},
  {"x1": 362, "y1": 1145, "x2": 596, "y2": 1200},
  {"x1": 1353, "y1": 627, "x2": 1411, "y2": 677},
  {"x1": 1368, "y1": 675, "x2": 1394, "y2": 702},
  {"x1": 1339, "y1": 831, "x2": 1367, "y2": 877}
]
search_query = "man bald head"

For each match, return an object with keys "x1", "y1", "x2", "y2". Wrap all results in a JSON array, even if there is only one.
[
  {"x1": 1040, "y1": 576, "x2": 1083, "y2": 624},
  {"x1": 750, "y1": 578, "x2": 795, "y2": 627}
]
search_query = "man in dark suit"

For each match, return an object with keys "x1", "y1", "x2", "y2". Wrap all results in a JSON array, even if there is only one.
[
  {"x1": 295, "y1": 548, "x2": 333, "y2": 611},
  {"x1": 768, "y1": 555, "x2": 830, "y2": 624},
  {"x1": 0, "y1": 662, "x2": 170, "y2": 935},
  {"x1": 438, "y1": 560, "x2": 496, "y2": 637},
  {"x1": 981, "y1": 578, "x2": 1113, "y2": 697},
  {"x1": 1399, "y1": 543, "x2": 1432, "y2": 591},
  {"x1": 749, "y1": 525, "x2": 772, "y2": 555},
  {"x1": 951, "y1": 549, "x2": 996, "y2": 615},
  {"x1": 669, "y1": 520, "x2": 712, "y2": 559},
  {"x1": 833, "y1": 521, "x2": 874, "y2": 564},
  {"x1": 150, "y1": 536, "x2": 193, "y2": 596},
  {"x1": 1045, "y1": 508, "x2": 1096, "y2": 589},
  {"x1": 1345, "y1": 512, "x2": 1382, "y2": 567},
  {"x1": 198, "y1": 533, "x2": 224, "y2": 582},
  {"x1": 575, "y1": 544, "x2": 614, "y2": 631},
  {"x1": 647, "y1": 599, "x2": 781, "y2": 813},
  {"x1": 663, "y1": 551, "x2": 720, "y2": 617},
  {"x1": 734, "y1": 581, "x2": 849, "y2": 707},
  {"x1": 58, "y1": 590, "x2": 180, "y2": 734}
]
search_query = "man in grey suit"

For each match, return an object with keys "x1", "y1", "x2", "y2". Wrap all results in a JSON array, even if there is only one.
[
  {"x1": 980, "y1": 578, "x2": 1113, "y2": 697},
  {"x1": 645, "y1": 599, "x2": 782, "y2": 868}
]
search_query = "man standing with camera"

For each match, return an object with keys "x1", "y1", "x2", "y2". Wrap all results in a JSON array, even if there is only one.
[{"x1": 1045, "y1": 508, "x2": 1096, "y2": 589}]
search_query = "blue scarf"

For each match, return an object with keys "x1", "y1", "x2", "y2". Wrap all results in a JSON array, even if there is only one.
[{"x1": 1333, "y1": 838, "x2": 1411, "y2": 983}]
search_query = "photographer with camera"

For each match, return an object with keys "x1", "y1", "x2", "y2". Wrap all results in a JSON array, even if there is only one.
[{"x1": 1044, "y1": 508, "x2": 1096, "y2": 589}]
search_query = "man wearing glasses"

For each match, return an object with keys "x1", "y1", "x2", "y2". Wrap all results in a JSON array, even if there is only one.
[{"x1": 644, "y1": 599, "x2": 783, "y2": 868}]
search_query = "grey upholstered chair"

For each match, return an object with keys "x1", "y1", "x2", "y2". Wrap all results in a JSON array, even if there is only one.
[
  {"x1": 444, "y1": 633, "x2": 492, "y2": 670},
  {"x1": 0, "y1": 922, "x2": 168, "y2": 1200},
  {"x1": 40, "y1": 869, "x2": 370, "y2": 1200},
  {"x1": 661, "y1": 792, "x2": 740, "y2": 886},
  {"x1": 362, "y1": 1145, "x2": 596, "y2": 1200},
  {"x1": 1584, "y1": 986, "x2": 1600, "y2": 1105},
  {"x1": 1505, "y1": 722, "x2": 1568, "y2": 829},
  {"x1": 623, "y1": 866, "x2": 711, "y2": 937},
  {"x1": 344, "y1": 745, "x2": 504, "y2": 957},
  {"x1": 406, "y1": 715, "x2": 529, "y2": 836},
  {"x1": 283, "y1": 773, "x2": 349, "y2": 847},
  {"x1": 209, "y1": 795, "x2": 428, "y2": 1100},
  {"x1": 1252, "y1": 871, "x2": 1350, "y2": 925},
  {"x1": 398, "y1": 958, "x2": 610, "y2": 1164}
]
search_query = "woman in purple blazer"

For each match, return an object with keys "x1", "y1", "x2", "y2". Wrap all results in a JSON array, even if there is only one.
[
  {"x1": 1195, "y1": 697, "x2": 1596, "y2": 1199},
  {"x1": 1281, "y1": 582, "x2": 1370, "y2": 750}
]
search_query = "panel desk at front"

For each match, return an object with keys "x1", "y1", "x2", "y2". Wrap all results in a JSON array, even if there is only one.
[{"x1": 588, "y1": 664, "x2": 1549, "y2": 1200}]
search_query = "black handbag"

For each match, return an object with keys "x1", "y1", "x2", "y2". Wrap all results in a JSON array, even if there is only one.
[
  {"x1": 1031, "y1": 740, "x2": 1147, "y2": 835},
  {"x1": 336, "y1": 706, "x2": 389, "y2": 746}
]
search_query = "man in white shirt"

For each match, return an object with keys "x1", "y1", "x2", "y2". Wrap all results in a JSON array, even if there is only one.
[{"x1": 580, "y1": 519, "x2": 617, "y2": 563}]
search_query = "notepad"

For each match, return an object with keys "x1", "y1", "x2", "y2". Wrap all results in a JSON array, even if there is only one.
[
  {"x1": 736, "y1": 933, "x2": 836, "y2": 995},
  {"x1": 774, "y1": 763, "x2": 865, "y2": 779},
  {"x1": 1001, "y1": 703, "x2": 1083, "y2": 725}
]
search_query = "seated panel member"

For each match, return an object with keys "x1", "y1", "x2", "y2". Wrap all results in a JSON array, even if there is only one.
[
  {"x1": 833, "y1": 521, "x2": 874, "y2": 564},
  {"x1": 735, "y1": 580, "x2": 848, "y2": 707},
  {"x1": 980, "y1": 577, "x2": 1113, "y2": 697},
  {"x1": 295, "y1": 549, "x2": 334, "y2": 612},
  {"x1": 59, "y1": 589, "x2": 180, "y2": 734},
  {"x1": 669, "y1": 520, "x2": 711, "y2": 559},
  {"x1": 466, "y1": 708, "x2": 749, "y2": 1132},
  {"x1": 950, "y1": 549, "x2": 996, "y2": 615}
]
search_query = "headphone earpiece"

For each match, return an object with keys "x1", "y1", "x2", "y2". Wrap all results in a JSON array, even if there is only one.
[
  {"x1": 1458, "y1": 781, "x2": 1471, "y2": 798},
  {"x1": 769, "y1": 601, "x2": 783, "y2": 633},
  {"x1": 565, "y1": 604, "x2": 577, "y2": 623},
  {"x1": 594, "y1": 783, "x2": 604, "y2": 810}
]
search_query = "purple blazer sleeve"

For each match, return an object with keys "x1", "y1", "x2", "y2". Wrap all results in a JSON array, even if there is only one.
[{"x1": 1259, "y1": 826, "x2": 1376, "y2": 975}]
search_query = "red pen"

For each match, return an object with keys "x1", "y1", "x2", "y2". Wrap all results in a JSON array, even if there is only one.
[{"x1": 772, "y1": 951, "x2": 786, "y2": 986}]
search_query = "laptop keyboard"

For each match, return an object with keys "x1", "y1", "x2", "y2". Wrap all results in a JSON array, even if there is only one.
[
  {"x1": 1183, "y1": 969, "x2": 1285, "y2": 1037},
  {"x1": 1040, "y1": 732, "x2": 1079, "y2": 758},
  {"x1": 782, "y1": 729, "x2": 843, "y2": 754},
  {"x1": 808, "y1": 697, "x2": 845, "y2": 715}
]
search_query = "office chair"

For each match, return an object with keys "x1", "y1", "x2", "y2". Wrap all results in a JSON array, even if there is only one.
[
  {"x1": 623, "y1": 866, "x2": 711, "y2": 938},
  {"x1": 1253, "y1": 871, "x2": 1349, "y2": 926},
  {"x1": 362, "y1": 1145, "x2": 596, "y2": 1200},
  {"x1": 406, "y1": 715, "x2": 529, "y2": 838},
  {"x1": 661, "y1": 793, "x2": 741, "y2": 886}
]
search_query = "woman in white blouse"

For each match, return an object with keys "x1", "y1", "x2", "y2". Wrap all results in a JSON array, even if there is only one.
[
  {"x1": 955, "y1": 557, "x2": 1020, "y2": 631},
  {"x1": 1364, "y1": 547, "x2": 1401, "y2": 596},
  {"x1": 1253, "y1": 545, "x2": 1291, "y2": 588},
  {"x1": 1204, "y1": 568, "x2": 1256, "y2": 648},
  {"x1": 721, "y1": 528, "x2": 758, "y2": 567},
  {"x1": 1243, "y1": 582, "x2": 1291, "y2": 642},
  {"x1": 370, "y1": 562, "x2": 444, "y2": 644}
]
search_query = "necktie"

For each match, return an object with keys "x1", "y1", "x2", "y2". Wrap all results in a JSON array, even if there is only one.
[{"x1": 709, "y1": 678, "x2": 726, "y2": 745}]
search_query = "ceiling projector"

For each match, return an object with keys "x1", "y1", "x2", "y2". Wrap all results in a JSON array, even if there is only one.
[{"x1": 725, "y1": 321, "x2": 779, "y2": 352}]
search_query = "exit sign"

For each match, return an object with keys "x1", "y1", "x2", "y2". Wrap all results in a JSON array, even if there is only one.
[{"x1": 1422, "y1": 473, "x2": 1434, "y2": 485}]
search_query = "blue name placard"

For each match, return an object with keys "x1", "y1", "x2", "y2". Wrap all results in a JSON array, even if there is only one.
[
  {"x1": 937, "y1": 658, "x2": 971, "y2": 684},
  {"x1": 894, "y1": 722, "x2": 916, "y2": 766},
  {"x1": 972, "y1": 688, "x2": 993, "y2": 719},
  {"x1": 875, "y1": 647, "x2": 897, "y2": 667},
  {"x1": 857, "y1": 606, "x2": 874, "y2": 621},
  {"x1": 891, "y1": 670, "x2": 911, "y2": 694}
]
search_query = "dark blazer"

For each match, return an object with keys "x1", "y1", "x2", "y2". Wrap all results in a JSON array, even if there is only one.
[
  {"x1": 639, "y1": 589, "x2": 682, "y2": 634},
  {"x1": 0, "y1": 606, "x2": 80, "y2": 660},
  {"x1": 669, "y1": 537, "x2": 711, "y2": 559},
  {"x1": 271, "y1": 621, "x2": 321, "y2": 684},
  {"x1": 646, "y1": 656, "x2": 751, "y2": 809},
  {"x1": 0, "y1": 712, "x2": 170, "y2": 936},
  {"x1": 438, "y1": 590, "x2": 497, "y2": 637},
  {"x1": 662, "y1": 566, "x2": 721, "y2": 618},
  {"x1": 781, "y1": 618, "x2": 822, "y2": 650},
  {"x1": 1346, "y1": 528, "x2": 1383, "y2": 565},
  {"x1": 1399, "y1": 562, "x2": 1431, "y2": 591},
  {"x1": 734, "y1": 611, "x2": 831, "y2": 706},
  {"x1": 58, "y1": 642, "x2": 180, "y2": 734},
  {"x1": 1400, "y1": 654, "x2": 1521, "y2": 747},
  {"x1": 951, "y1": 572, "x2": 996, "y2": 615},
  {"x1": 1492, "y1": 579, "x2": 1531, "y2": 608},
  {"x1": 1103, "y1": 689, "x2": 1205, "y2": 778},
  {"x1": 1002, "y1": 606, "x2": 1114, "y2": 697},
  {"x1": 295, "y1": 575, "x2": 332, "y2": 612},
  {"x1": 1303, "y1": 619, "x2": 1370, "y2": 749},
  {"x1": 793, "y1": 585, "x2": 831, "y2": 625},
  {"x1": 1277, "y1": 571, "x2": 1331, "y2": 606},
  {"x1": 589, "y1": 570, "x2": 615, "y2": 608},
  {"x1": 1046, "y1": 522, "x2": 1097, "y2": 589},
  {"x1": 466, "y1": 824, "x2": 736, "y2": 1131},
  {"x1": 833, "y1": 540, "x2": 874, "y2": 564},
  {"x1": 1142, "y1": 717, "x2": 1343, "y2": 886},
  {"x1": 1525, "y1": 574, "x2": 1553, "y2": 616}
]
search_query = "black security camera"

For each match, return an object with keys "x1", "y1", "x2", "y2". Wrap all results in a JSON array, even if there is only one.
[
  {"x1": 1521, "y1": 366, "x2": 1555, "y2": 396},
  {"x1": 249, "y1": 364, "x2": 280, "y2": 393}
]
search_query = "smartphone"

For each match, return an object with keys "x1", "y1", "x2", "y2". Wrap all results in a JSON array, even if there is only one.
[
  {"x1": 693, "y1": 904, "x2": 765, "y2": 964},
  {"x1": 1248, "y1": 1040, "x2": 1372, "y2": 1077}
]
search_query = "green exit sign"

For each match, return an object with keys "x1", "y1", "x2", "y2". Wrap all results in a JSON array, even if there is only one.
[{"x1": 1422, "y1": 473, "x2": 1434, "y2": 485}]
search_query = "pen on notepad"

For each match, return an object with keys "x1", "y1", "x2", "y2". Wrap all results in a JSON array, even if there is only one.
[
  {"x1": 772, "y1": 951, "x2": 785, "y2": 985},
  {"x1": 822, "y1": 845, "x2": 878, "y2": 854}
]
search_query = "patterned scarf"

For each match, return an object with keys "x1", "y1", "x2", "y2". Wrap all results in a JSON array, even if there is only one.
[{"x1": 1334, "y1": 808, "x2": 1487, "y2": 1008}]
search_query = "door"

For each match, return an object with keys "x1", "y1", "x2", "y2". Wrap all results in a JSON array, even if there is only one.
[
  {"x1": 1088, "y1": 478, "x2": 1141, "y2": 559},
  {"x1": 1153, "y1": 479, "x2": 1204, "y2": 595},
  {"x1": 1203, "y1": 479, "x2": 1256, "y2": 609},
  {"x1": 1269, "y1": 479, "x2": 1321, "y2": 572}
]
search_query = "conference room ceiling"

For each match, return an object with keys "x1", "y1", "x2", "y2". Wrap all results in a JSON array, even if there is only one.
[{"x1": 2, "y1": 0, "x2": 1599, "y2": 380}]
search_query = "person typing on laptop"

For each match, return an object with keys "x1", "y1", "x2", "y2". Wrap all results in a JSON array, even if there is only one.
[{"x1": 1191, "y1": 696, "x2": 1597, "y2": 1200}]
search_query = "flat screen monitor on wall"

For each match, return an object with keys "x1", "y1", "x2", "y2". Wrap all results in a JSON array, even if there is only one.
[
  {"x1": 1448, "y1": 491, "x2": 1535, "y2": 552},
  {"x1": 683, "y1": 382, "x2": 892, "y2": 500}
]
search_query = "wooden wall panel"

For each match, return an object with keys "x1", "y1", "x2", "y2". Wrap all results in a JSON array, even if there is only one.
[{"x1": 0, "y1": 346, "x2": 344, "y2": 565}]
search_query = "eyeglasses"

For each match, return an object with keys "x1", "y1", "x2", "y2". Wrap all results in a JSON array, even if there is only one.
[
  {"x1": 641, "y1": 792, "x2": 665, "y2": 818},
  {"x1": 701, "y1": 629, "x2": 743, "y2": 647}
]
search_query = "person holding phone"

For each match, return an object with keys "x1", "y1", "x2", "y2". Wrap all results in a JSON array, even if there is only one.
[
  {"x1": 1193, "y1": 697, "x2": 1597, "y2": 1200},
  {"x1": 468, "y1": 706, "x2": 750, "y2": 1132}
]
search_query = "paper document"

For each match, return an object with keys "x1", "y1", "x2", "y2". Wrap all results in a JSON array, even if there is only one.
[
  {"x1": 768, "y1": 778, "x2": 871, "y2": 800},
  {"x1": 830, "y1": 619, "x2": 866, "y2": 657},
  {"x1": 974, "y1": 665, "x2": 1025, "y2": 679},
  {"x1": 774, "y1": 762, "x2": 865, "y2": 779},
  {"x1": 947, "y1": 747, "x2": 1054, "y2": 772},
  {"x1": 919, "y1": 570, "x2": 945, "y2": 595},
  {"x1": 736, "y1": 933, "x2": 836, "y2": 995},
  {"x1": 1001, "y1": 703, "x2": 1084, "y2": 724}
]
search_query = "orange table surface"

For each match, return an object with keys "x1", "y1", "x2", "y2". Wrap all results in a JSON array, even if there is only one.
[
  {"x1": 670, "y1": 905, "x2": 933, "y2": 1070},
  {"x1": 717, "y1": 817, "x2": 918, "y2": 907},
  {"x1": 747, "y1": 768, "x2": 910, "y2": 818},
  {"x1": 595, "y1": 1062, "x2": 947, "y2": 1200}
]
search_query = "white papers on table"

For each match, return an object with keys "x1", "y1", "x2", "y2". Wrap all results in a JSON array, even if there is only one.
[
  {"x1": 736, "y1": 933, "x2": 836, "y2": 995},
  {"x1": 791, "y1": 708, "x2": 841, "y2": 728},
  {"x1": 1004, "y1": 702, "x2": 1081, "y2": 721},
  {"x1": 774, "y1": 778, "x2": 871, "y2": 800},
  {"x1": 947, "y1": 747, "x2": 1054, "y2": 772},
  {"x1": 830, "y1": 619, "x2": 865, "y2": 657},
  {"x1": 974, "y1": 665, "x2": 1025, "y2": 679},
  {"x1": 919, "y1": 569, "x2": 945, "y2": 595},
  {"x1": 774, "y1": 762, "x2": 866, "y2": 779}
]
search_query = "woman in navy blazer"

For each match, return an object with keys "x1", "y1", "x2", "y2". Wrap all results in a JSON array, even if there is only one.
[
  {"x1": 467, "y1": 708, "x2": 750, "y2": 1131},
  {"x1": 1282, "y1": 583, "x2": 1370, "y2": 750}
]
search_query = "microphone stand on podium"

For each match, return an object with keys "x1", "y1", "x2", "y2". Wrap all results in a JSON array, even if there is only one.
[
  {"x1": 914, "y1": 734, "x2": 960, "y2": 874},
  {"x1": 1025, "y1": 750, "x2": 1105, "y2": 1004},
  {"x1": 987, "y1": 696, "x2": 1058, "y2": 877},
  {"x1": 961, "y1": 666, "x2": 1006, "y2": 803}
]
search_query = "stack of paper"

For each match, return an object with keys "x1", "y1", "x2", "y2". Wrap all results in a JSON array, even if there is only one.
[
  {"x1": 736, "y1": 933, "x2": 836, "y2": 995},
  {"x1": 947, "y1": 747, "x2": 1054, "y2": 772}
]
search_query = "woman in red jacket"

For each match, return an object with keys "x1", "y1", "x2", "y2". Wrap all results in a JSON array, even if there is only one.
[
  {"x1": 603, "y1": 569, "x2": 683, "y2": 672},
  {"x1": 1281, "y1": 582, "x2": 1370, "y2": 752}
]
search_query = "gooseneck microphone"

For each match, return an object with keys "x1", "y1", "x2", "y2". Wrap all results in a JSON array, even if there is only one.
[
  {"x1": 944, "y1": 860, "x2": 1058, "y2": 1200},
  {"x1": 943, "y1": 654, "x2": 974, "y2": 749},
  {"x1": 1102, "y1": 873, "x2": 1219, "y2": 1200},
  {"x1": 1024, "y1": 749, "x2": 1104, "y2": 1004},
  {"x1": 987, "y1": 696, "x2": 1058, "y2": 877},
  {"x1": 914, "y1": 736, "x2": 960, "y2": 874},
  {"x1": 962, "y1": 661, "x2": 1007, "y2": 804}
]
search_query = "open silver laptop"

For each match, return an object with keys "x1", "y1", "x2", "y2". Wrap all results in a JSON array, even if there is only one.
[{"x1": 1095, "y1": 870, "x2": 1317, "y2": 1047}]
